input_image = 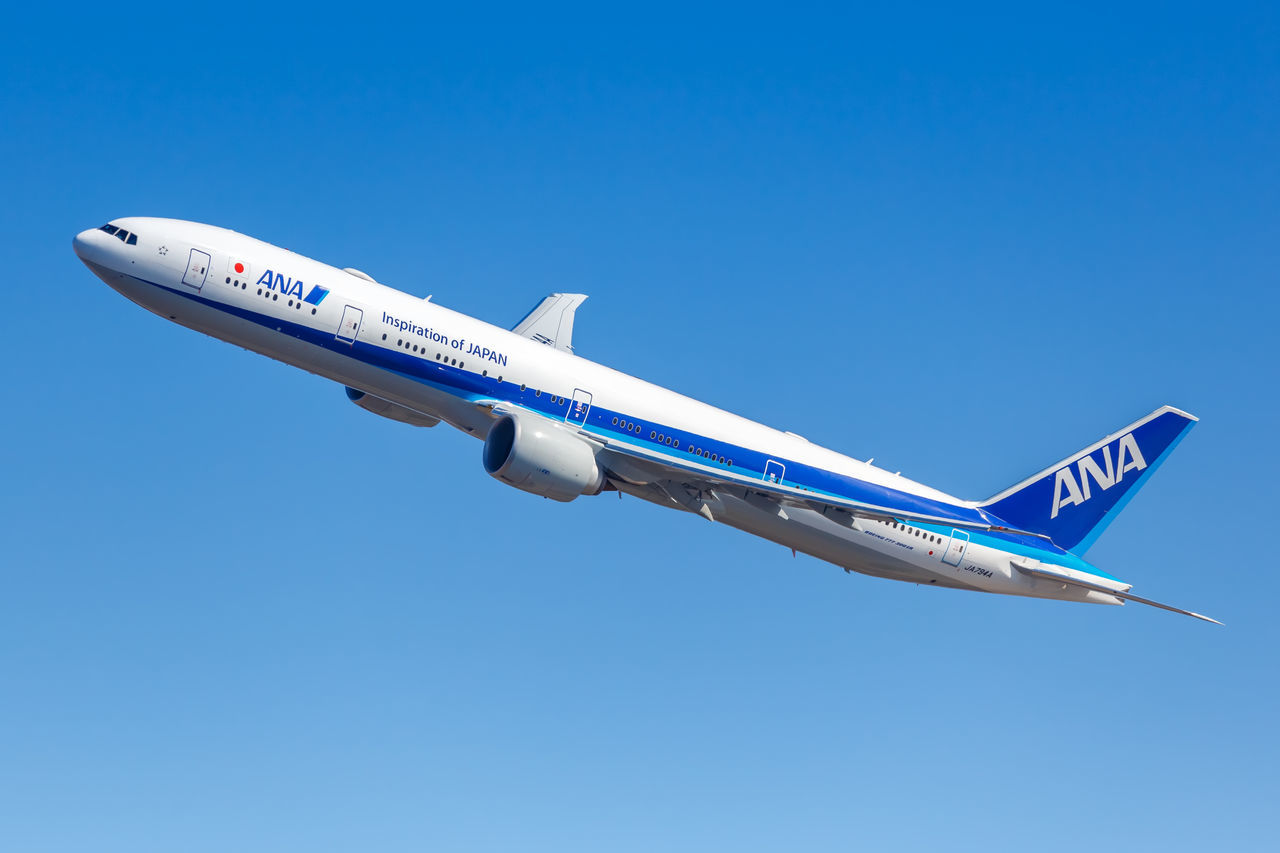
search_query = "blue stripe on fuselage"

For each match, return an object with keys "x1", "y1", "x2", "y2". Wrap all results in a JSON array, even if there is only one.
[
  {"x1": 122, "y1": 273, "x2": 996, "y2": 530},
  {"x1": 910, "y1": 520, "x2": 1115, "y2": 579}
]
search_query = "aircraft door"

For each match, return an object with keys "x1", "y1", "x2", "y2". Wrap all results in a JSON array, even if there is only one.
[
  {"x1": 763, "y1": 459, "x2": 785, "y2": 484},
  {"x1": 941, "y1": 529, "x2": 970, "y2": 566},
  {"x1": 337, "y1": 305, "x2": 363, "y2": 344},
  {"x1": 567, "y1": 389, "x2": 592, "y2": 426},
  {"x1": 182, "y1": 248, "x2": 211, "y2": 290}
]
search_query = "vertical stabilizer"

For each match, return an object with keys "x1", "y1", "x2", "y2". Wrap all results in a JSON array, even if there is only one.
[{"x1": 980, "y1": 406, "x2": 1197, "y2": 553}]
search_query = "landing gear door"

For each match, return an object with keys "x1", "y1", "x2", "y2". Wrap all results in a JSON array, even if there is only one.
[
  {"x1": 182, "y1": 248, "x2": 211, "y2": 291},
  {"x1": 337, "y1": 305, "x2": 363, "y2": 344},
  {"x1": 942, "y1": 529, "x2": 970, "y2": 566}
]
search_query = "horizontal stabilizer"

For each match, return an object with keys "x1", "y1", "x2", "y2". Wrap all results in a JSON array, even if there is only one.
[
  {"x1": 512, "y1": 293, "x2": 588, "y2": 352},
  {"x1": 1011, "y1": 559, "x2": 1220, "y2": 625}
]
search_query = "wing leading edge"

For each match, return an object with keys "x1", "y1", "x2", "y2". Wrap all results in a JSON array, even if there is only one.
[{"x1": 589, "y1": 428, "x2": 999, "y2": 531}]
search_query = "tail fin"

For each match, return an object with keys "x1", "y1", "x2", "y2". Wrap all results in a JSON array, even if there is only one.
[{"x1": 979, "y1": 406, "x2": 1197, "y2": 553}]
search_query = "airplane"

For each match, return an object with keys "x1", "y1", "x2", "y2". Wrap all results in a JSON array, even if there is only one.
[{"x1": 72, "y1": 217, "x2": 1218, "y2": 624}]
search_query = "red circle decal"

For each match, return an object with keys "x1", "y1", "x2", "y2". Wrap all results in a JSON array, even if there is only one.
[{"x1": 234, "y1": 262, "x2": 244, "y2": 273}]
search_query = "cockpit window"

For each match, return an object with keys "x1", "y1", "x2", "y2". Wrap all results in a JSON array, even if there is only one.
[{"x1": 99, "y1": 223, "x2": 139, "y2": 245}]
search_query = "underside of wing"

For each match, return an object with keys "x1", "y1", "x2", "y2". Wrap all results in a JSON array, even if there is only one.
[{"x1": 590, "y1": 431, "x2": 999, "y2": 531}]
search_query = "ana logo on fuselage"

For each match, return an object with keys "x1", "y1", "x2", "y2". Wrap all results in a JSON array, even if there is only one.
[
  {"x1": 1050, "y1": 433, "x2": 1148, "y2": 519},
  {"x1": 257, "y1": 269, "x2": 304, "y2": 298}
]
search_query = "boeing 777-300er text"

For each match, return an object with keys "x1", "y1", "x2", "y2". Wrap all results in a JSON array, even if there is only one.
[{"x1": 73, "y1": 218, "x2": 1217, "y2": 623}]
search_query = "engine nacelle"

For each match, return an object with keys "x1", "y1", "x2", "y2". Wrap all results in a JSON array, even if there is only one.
[
  {"x1": 345, "y1": 387, "x2": 440, "y2": 427},
  {"x1": 483, "y1": 413, "x2": 605, "y2": 502}
]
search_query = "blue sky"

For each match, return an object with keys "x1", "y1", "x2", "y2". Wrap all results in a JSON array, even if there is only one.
[{"x1": 2, "y1": 2, "x2": 1278, "y2": 850}]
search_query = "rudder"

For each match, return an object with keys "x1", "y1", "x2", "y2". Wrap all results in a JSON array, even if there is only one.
[{"x1": 980, "y1": 406, "x2": 1197, "y2": 553}]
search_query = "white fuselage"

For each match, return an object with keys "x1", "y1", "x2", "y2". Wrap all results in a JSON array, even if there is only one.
[{"x1": 73, "y1": 217, "x2": 1126, "y2": 607}]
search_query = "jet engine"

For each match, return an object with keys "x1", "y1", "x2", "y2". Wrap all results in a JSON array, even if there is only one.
[
  {"x1": 345, "y1": 387, "x2": 440, "y2": 427},
  {"x1": 482, "y1": 412, "x2": 606, "y2": 502}
]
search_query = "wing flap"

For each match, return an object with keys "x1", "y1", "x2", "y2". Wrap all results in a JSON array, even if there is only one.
[{"x1": 594, "y1": 436, "x2": 998, "y2": 531}]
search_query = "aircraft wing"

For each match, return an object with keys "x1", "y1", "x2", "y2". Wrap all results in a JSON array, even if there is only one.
[
  {"x1": 586, "y1": 426, "x2": 1000, "y2": 531},
  {"x1": 470, "y1": 400, "x2": 1011, "y2": 533}
]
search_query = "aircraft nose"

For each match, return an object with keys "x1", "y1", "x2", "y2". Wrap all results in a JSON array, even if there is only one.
[
  {"x1": 72, "y1": 226, "x2": 105, "y2": 266},
  {"x1": 73, "y1": 225, "x2": 120, "y2": 272},
  {"x1": 72, "y1": 227, "x2": 93, "y2": 259}
]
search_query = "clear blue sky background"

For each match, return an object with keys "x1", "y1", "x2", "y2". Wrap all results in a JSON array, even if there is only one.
[{"x1": 2, "y1": 2, "x2": 1277, "y2": 850}]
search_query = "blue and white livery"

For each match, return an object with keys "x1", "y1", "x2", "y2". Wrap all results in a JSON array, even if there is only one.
[{"x1": 73, "y1": 218, "x2": 1216, "y2": 623}]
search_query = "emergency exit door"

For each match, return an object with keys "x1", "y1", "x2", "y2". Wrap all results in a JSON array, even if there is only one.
[
  {"x1": 337, "y1": 305, "x2": 363, "y2": 343},
  {"x1": 942, "y1": 529, "x2": 970, "y2": 566},
  {"x1": 566, "y1": 389, "x2": 592, "y2": 426},
  {"x1": 182, "y1": 248, "x2": 210, "y2": 290}
]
